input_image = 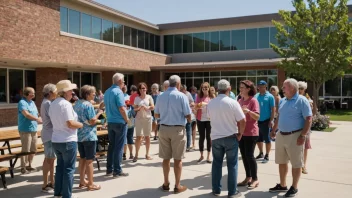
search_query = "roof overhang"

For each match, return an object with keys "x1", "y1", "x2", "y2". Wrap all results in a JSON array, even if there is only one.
[
  {"x1": 78, "y1": 0, "x2": 159, "y2": 30},
  {"x1": 150, "y1": 58, "x2": 291, "y2": 70}
]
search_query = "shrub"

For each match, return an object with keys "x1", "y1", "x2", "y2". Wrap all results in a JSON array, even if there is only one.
[{"x1": 311, "y1": 112, "x2": 330, "y2": 131}]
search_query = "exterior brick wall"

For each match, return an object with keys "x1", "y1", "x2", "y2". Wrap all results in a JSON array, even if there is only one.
[
  {"x1": 0, "y1": 0, "x2": 169, "y2": 71},
  {"x1": 0, "y1": 108, "x2": 17, "y2": 127}
]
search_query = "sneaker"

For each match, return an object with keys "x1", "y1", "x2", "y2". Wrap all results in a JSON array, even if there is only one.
[
  {"x1": 269, "y1": 184, "x2": 288, "y2": 192},
  {"x1": 284, "y1": 186, "x2": 298, "y2": 197},
  {"x1": 26, "y1": 166, "x2": 37, "y2": 172},
  {"x1": 21, "y1": 168, "x2": 29, "y2": 174},
  {"x1": 105, "y1": 172, "x2": 113, "y2": 177},
  {"x1": 212, "y1": 192, "x2": 220, "y2": 196},
  {"x1": 174, "y1": 185, "x2": 187, "y2": 194},
  {"x1": 71, "y1": 194, "x2": 79, "y2": 198},
  {"x1": 54, "y1": 196, "x2": 62, "y2": 198},
  {"x1": 302, "y1": 167, "x2": 308, "y2": 174},
  {"x1": 228, "y1": 191, "x2": 242, "y2": 198},
  {"x1": 113, "y1": 172, "x2": 129, "y2": 178},
  {"x1": 262, "y1": 154, "x2": 269, "y2": 164},
  {"x1": 154, "y1": 136, "x2": 157, "y2": 140},
  {"x1": 123, "y1": 153, "x2": 127, "y2": 161},
  {"x1": 255, "y1": 153, "x2": 264, "y2": 160},
  {"x1": 41, "y1": 185, "x2": 53, "y2": 193}
]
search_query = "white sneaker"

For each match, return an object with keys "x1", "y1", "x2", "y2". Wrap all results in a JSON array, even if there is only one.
[{"x1": 71, "y1": 194, "x2": 79, "y2": 198}]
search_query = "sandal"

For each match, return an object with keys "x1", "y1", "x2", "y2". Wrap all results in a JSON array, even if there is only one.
[
  {"x1": 197, "y1": 156, "x2": 204, "y2": 163},
  {"x1": 146, "y1": 155, "x2": 153, "y2": 160},
  {"x1": 160, "y1": 183, "x2": 170, "y2": 192},
  {"x1": 129, "y1": 155, "x2": 134, "y2": 160},
  {"x1": 237, "y1": 180, "x2": 251, "y2": 187},
  {"x1": 206, "y1": 159, "x2": 212, "y2": 163},
  {"x1": 247, "y1": 181, "x2": 259, "y2": 189},
  {"x1": 132, "y1": 157, "x2": 138, "y2": 163},
  {"x1": 174, "y1": 185, "x2": 187, "y2": 194},
  {"x1": 78, "y1": 183, "x2": 88, "y2": 189},
  {"x1": 87, "y1": 184, "x2": 101, "y2": 191},
  {"x1": 302, "y1": 167, "x2": 308, "y2": 174}
]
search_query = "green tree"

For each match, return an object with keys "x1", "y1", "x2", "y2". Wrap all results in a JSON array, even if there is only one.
[{"x1": 271, "y1": 0, "x2": 352, "y2": 112}]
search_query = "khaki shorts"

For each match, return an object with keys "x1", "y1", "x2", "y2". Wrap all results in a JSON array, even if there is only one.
[
  {"x1": 275, "y1": 131, "x2": 304, "y2": 168},
  {"x1": 20, "y1": 132, "x2": 38, "y2": 153},
  {"x1": 158, "y1": 125, "x2": 186, "y2": 160},
  {"x1": 135, "y1": 118, "x2": 152, "y2": 137}
]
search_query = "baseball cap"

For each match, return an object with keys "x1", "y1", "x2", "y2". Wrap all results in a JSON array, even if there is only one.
[{"x1": 258, "y1": 80, "x2": 267, "y2": 85}]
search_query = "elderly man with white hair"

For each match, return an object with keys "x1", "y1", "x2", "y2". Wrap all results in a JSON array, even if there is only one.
[
  {"x1": 207, "y1": 79, "x2": 246, "y2": 198},
  {"x1": 162, "y1": 80, "x2": 169, "y2": 93},
  {"x1": 270, "y1": 78, "x2": 312, "y2": 197},
  {"x1": 104, "y1": 73, "x2": 129, "y2": 177},
  {"x1": 155, "y1": 75, "x2": 191, "y2": 194}
]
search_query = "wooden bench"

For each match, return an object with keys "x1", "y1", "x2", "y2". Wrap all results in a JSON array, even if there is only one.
[
  {"x1": 0, "y1": 143, "x2": 22, "y2": 155},
  {"x1": 0, "y1": 166, "x2": 9, "y2": 189},
  {"x1": 76, "y1": 151, "x2": 107, "y2": 171}
]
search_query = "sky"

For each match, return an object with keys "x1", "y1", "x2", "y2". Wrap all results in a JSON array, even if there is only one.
[{"x1": 95, "y1": 0, "x2": 352, "y2": 24}]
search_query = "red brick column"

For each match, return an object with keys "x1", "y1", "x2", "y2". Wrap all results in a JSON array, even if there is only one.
[
  {"x1": 278, "y1": 68, "x2": 286, "y2": 87},
  {"x1": 35, "y1": 67, "x2": 67, "y2": 107},
  {"x1": 102, "y1": 71, "x2": 116, "y2": 92}
]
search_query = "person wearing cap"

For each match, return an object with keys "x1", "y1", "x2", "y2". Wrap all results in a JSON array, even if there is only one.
[
  {"x1": 49, "y1": 80, "x2": 83, "y2": 198},
  {"x1": 18, "y1": 87, "x2": 43, "y2": 174},
  {"x1": 207, "y1": 79, "x2": 246, "y2": 197},
  {"x1": 155, "y1": 75, "x2": 191, "y2": 194},
  {"x1": 104, "y1": 73, "x2": 129, "y2": 177},
  {"x1": 40, "y1": 83, "x2": 57, "y2": 193},
  {"x1": 151, "y1": 83, "x2": 161, "y2": 140},
  {"x1": 269, "y1": 78, "x2": 312, "y2": 197},
  {"x1": 73, "y1": 85, "x2": 103, "y2": 191},
  {"x1": 254, "y1": 80, "x2": 275, "y2": 164}
]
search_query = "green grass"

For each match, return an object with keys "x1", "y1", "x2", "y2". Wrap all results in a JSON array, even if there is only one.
[
  {"x1": 326, "y1": 110, "x2": 352, "y2": 121},
  {"x1": 321, "y1": 127, "x2": 336, "y2": 132}
]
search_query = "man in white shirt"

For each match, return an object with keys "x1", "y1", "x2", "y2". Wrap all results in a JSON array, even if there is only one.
[{"x1": 207, "y1": 79, "x2": 246, "y2": 198}]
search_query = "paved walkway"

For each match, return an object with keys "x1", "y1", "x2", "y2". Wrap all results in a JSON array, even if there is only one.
[{"x1": 1, "y1": 121, "x2": 352, "y2": 197}]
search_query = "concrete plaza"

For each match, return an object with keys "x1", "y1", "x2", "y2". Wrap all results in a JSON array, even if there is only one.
[{"x1": 0, "y1": 121, "x2": 351, "y2": 198}]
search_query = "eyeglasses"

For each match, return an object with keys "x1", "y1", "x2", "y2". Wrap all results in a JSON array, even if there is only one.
[
  {"x1": 202, "y1": 87, "x2": 209, "y2": 89},
  {"x1": 140, "y1": 88, "x2": 146, "y2": 90},
  {"x1": 298, "y1": 88, "x2": 304, "y2": 90}
]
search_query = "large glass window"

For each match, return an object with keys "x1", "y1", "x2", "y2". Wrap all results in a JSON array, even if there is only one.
[
  {"x1": 145, "y1": 32, "x2": 150, "y2": 50},
  {"x1": 259, "y1": 27, "x2": 270, "y2": 48},
  {"x1": 124, "y1": 26, "x2": 131, "y2": 46},
  {"x1": 81, "y1": 13, "x2": 91, "y2": 37},
  {"x1": 342, "y1": 75, "x2": 352, "y2": 96},
  {"x1": 183, "y1": 34, "x2": 192, "y2": 53},
  {"x1": 193, "y1": 32, "x2": 205, "y2": 53},
  {"x1": 205, "y1": 32, "x2": 211, "y2": 52},
  {"x1": 155, "y1": 35, "x2": 160, "y2": 52},
  {"x1": 81, "y1": 72, "x2": 92, "y2": 86},
  {"x1": 246, "y1": 28, "x2": 258, "y2": 49},
  {"x1": 164, "y1": 35, "x2": 174, "y2": 54},
  {"x1": 131, "y1": 28, "x2": 138, "y2": 47},
  {"x1": 0, "y1": 69, "x2": 6, "y2": 103},
  {"x1": 68, "y1": 9, "x2": 80, "y2": 35},
  {"x1": 138, "y1": 30, "x2": 145, "y2": 49},
  {"x1": 102, "y1": 19, "x2": 113, "y2": 42},
  {"x1": 325, "y1": 78, "x2": 341, "y2": 96},
  {"x1": 60, "y1": 7, "x2": 68, "y2": 32},
  {"x1": 93, "y1": 73, "x2": 101, "y2": 90},
  {"x1": 25, "y1": 71, "x2": 35, "y2": 89},
  {"x1": 174, "y1": 34, "x2": 183, "y2": 53},
  {"x1": 210, "y1": 32, "x2": 220, "y2": 51},
  {"x1": 270, "y1": 27, "x2": 278, "y2": 47},
  {"x1": 220, "y1": 31, "x2": 231, "y2": 51},
  {"x1": 73, "y1": 72, "x2": 80, "y2": 87},
  {"x1": 9, "y1": 69, "x2": 23, "y2": 103},
  {"x1": 113, "y1": 23, "x2": 123, "y2": 44},
  {"x1": 150, "y1": 34, "x2": 155, "y2": 51},
  {"x1": 92, "y1": 16, "x2": 102, "y2": 40},
  {"x1": 231, "y1": 30, "x2": 245, "y2": 50}
]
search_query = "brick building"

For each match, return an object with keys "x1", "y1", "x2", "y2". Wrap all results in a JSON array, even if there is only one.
[{"x1": 1, "y1": 0, "x2": 352, "y2": 127}]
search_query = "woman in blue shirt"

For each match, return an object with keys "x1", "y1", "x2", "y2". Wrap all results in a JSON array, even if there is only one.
[
  {"x1": 74, "y1": 85, "x2": 103, "y2": 191},
  {"x1": 17, "y1": 87, "x2": 42, "y2": 174}
]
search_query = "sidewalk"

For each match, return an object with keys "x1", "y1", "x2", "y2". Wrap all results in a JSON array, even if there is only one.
[{"x1": 1, "y1": 121, "x2": 352, "y2": 197}]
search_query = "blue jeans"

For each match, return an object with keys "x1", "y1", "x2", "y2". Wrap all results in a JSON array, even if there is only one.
[
  {"x1": 52, "y1": 142, "x2": 77, "y2": 198},
  {"x1": 185, "y1": 122, "x2": 192, "y2": 148},
  {"x1": 212, "y1": 136, "x2": 239, "y2": 196},
  {"x1": 107, "y1": 123, "x2": 127, "y2": 175}
]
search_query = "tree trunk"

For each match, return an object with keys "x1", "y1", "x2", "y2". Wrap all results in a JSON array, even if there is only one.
[{"x1": 312, "y1": 81, "x2": 321, "y2": 115}]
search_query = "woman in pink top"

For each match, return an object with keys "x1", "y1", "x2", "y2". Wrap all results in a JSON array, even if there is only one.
[
  {"x1": 195, "y1": 82, "x2": 215, "y2": 163},
  {"x1": 237, "y1": 80, "x2": 260, "y2": 189}
]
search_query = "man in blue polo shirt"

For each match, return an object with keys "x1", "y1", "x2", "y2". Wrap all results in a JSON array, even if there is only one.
[
  {"x1": 255, "y1": 80, "x2": 275, "y2": 164},
  {"x1": 269, "y1": 78, "x2": 312, "y2": 197},
  {"x1": 104, "y1": 73, "x2": 129, "y2": 178}
]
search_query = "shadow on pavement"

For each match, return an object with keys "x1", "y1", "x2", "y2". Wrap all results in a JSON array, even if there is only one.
[{"x1": 113, "y1": 187, "x2": 172, "y2": 198}]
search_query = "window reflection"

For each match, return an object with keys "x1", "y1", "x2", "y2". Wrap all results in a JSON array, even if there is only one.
[
  {"x1": 60, "y1": 7, "x2": 68, "y2": 32},
  {"x1": 0, "y1": 69, "x2": 6, "y2": 103},
  {"x1": 220, "y1": 31, "x2": 231, "y2": 51},
  {"x1": 174, "y1": 34, "x2": 182, "y2": 53},
  {"x1": 69, "y1": 9, "x2": 80, "y2": 35},
  {"x1": 183, "y1": 34, "x2": 192, "y2": 53},
  {"x1": 92, "y1": 17, "x2": 102, "y2": 40},
  {"x1": 81, "y1": 13, "x2": 91, "y2": 37},
  {"x1": 9, "y1": 69, "x2": 23, "y2": 103},
  {"x1": 193, "y1": 32, "x2": 205, "y2": 53}
]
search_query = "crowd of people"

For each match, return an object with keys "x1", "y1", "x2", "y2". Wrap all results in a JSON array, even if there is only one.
[{"x1": 16, "y1": 72, "x2": 313, "y2": 198}]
